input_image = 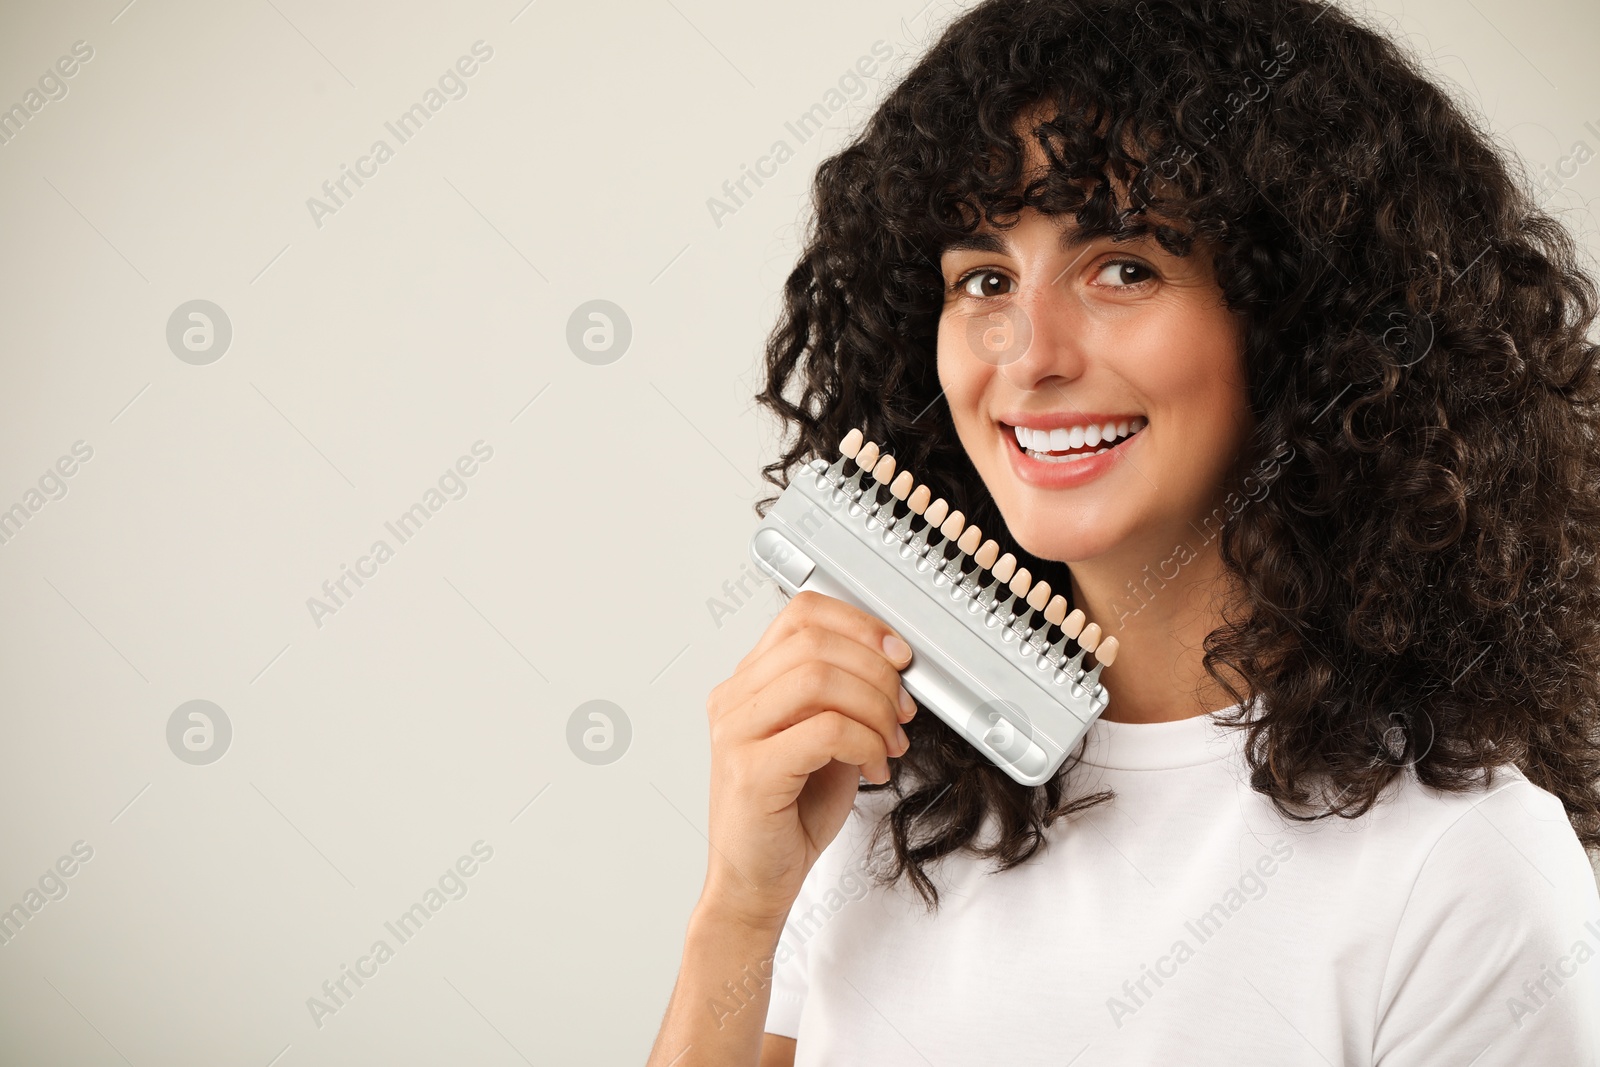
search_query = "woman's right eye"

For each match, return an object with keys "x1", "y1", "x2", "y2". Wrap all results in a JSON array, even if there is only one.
[{"x1": 955, "y1": 269, "x2": 1014, "y2": 298}]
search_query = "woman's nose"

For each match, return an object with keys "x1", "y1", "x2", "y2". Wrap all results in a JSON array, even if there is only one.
[{"x1": 988, "y1": 282, "x2": 1088, "y2": 391}]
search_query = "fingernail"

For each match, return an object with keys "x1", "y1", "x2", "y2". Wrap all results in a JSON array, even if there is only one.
[
  {"x1": 894, "y1": 725, "x2": 910, "y2": 755},
  {"x1": 898, "y1": 685, "x2": 916, "y2": 721},
  {"x1": 883, "y1": 633, "x2": 912, "y2": 665}
]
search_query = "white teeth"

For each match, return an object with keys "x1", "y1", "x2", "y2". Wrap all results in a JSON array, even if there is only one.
[{"x1": 1010, "y1": 416, "x2": 1146, "y2": 454}]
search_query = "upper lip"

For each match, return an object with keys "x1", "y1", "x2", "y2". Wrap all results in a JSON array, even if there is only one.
[{"x1": 997, "y1": 411, "x2": 1143, "y2": 430}]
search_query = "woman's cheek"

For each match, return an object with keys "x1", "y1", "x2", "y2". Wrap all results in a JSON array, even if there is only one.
[{"x1": 935, "y1": 330, "x2": 987, "y2": 411}]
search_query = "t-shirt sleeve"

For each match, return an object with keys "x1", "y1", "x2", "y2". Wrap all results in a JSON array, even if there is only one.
[{"x1": 1372, "y1": 775, "x2": 1600, "y2": 1066}]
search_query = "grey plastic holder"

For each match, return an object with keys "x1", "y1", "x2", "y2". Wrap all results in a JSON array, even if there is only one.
[{"x1": 749, "y1": 458, "x2": 1110, "y2": 786}]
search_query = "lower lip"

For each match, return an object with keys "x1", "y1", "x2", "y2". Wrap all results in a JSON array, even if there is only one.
[{"x1": 1003, "y1": 424, "x2": 1144, "y2": 489}]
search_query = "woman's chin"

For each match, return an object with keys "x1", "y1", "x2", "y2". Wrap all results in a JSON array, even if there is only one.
[{"x1": 1006, "y1": 525, "x2": 1122, "y2": 568}]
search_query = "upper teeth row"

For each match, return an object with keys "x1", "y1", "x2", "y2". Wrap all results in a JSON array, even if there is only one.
[{"x1": 1012, "y1": 416, "x2": 1147, "y2": 452}]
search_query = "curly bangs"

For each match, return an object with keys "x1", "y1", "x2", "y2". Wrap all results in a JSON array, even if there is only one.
[{"x1": 753, "y1": 0, "x2": 1600, "y2": 909}]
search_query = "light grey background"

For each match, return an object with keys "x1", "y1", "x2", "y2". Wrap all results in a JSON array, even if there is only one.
[{"x1": 0, "y1": 0, "x2": 1596, "y2": 1063}]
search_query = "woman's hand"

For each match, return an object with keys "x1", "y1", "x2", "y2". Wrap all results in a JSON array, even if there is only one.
[{"x1": 700, "y1": 589, "x2": 917, "y2": 930}]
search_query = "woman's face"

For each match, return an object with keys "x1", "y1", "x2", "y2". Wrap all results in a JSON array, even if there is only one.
[{"x1": 936, "y1": 200, "x2": 1252, "y2": 573}]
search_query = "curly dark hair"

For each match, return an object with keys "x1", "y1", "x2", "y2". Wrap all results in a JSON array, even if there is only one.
[{"x1": 751, "y1": 0, "x2": 1600, "y2": 909}]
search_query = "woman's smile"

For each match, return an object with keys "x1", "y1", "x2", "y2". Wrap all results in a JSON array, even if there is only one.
[{"x1": 999, "y1": 414, "x2": 1149, "y2": 488}]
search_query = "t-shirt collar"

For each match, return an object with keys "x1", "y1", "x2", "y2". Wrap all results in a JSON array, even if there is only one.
[{"x1": 1075, "y1": 697, "x2": 1257, "y2": 770}]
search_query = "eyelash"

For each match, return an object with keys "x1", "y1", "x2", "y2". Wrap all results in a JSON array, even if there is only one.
[{"x1": 948, "y1": 257, "x2": 1155, "y2": 296}]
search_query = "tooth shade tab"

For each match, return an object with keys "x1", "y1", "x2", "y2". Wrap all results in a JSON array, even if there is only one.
[
  {"x1": 1063, "y1": 609, "x2": 1086, "y2": 639},
  {"x1": 991, "y1": 553, "x2": 1017, "y2": 583},
  {"x1": 908, "y1": 484, "x2": 932, "y2": 513},
  {"x1": 924, "y1": 498, "x2": 949, "y2": 528},
  {"x1": 856, "y1": 441, "x2": 880, "y2": 471},
  {"x1": 957, "y1": 526, "x2": 983, "y2": 554},
  {"x1": 1009, "y1": 568, "x2": 1032, "y2": 598},
  {"x1": 1093, "y1": 635, "x2": 1119, "y2": 666},
  {"x1": 890, "y1": 471, "x2": 914, "y2": 499},
  {"x1": 1078, "y1": 622, "x2": 1102, "y2": 653},
  {"x1": 1027, "y1": 581, "x2": 1051, "y2": 611},
  {"x1": 940, "y1": 510, "x2": 965, "y2": 540},
  {"x1": 975, "y1": 539, "x2": 1000, "y2": 569},
  {"x1": 871, "y1": 454, "x2": 896, "y2": 484},
  {"x1": 1044, "y1": 595, "x2": 1067, "y2": 625},
  {"x1": 839, "y1": 428, "x2": 864, "y2": 458}
]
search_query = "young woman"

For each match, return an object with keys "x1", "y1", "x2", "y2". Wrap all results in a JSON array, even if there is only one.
[{"x1": 649, "y1": 0, "x2": 1600, "y2": 1062}]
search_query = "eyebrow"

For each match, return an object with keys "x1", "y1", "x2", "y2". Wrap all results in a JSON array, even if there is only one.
[{"x1": 940, "y1": 225, "x2": 1133, "y2": 259}]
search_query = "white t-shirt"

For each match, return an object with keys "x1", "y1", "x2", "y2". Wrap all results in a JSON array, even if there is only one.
[{"x1": 762, "y1": 704, "x2": 1600, "y2": 1065}]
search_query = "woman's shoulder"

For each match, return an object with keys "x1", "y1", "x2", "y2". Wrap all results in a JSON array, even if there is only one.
[
  {"x1": 1384, "y1": 761, "x2": 1591, "y2": 873},
  {"x1": 1365, "y1": 763, "x2": 1600, "y2": 1056},
  {"x1": 1350, "y1": 760, "x2": 1600, "y2": 951},
  {"x1": 1290, "y1": 756, "x2": 1596, "y2": 889}
]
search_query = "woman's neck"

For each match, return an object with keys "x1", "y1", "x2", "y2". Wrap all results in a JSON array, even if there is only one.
[{"x1": 1068, "y1": 536, "x2": 1247, "y2": 724}]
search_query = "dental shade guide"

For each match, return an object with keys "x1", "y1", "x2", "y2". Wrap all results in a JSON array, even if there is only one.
[{"x1": 749, "y1": 429, "x2": 1116, "y2": 786}]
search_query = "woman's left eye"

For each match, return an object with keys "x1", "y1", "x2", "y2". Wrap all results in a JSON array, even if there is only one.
[{"x1": 1095, "y1": 258, "x2": 1155, "y2": 288}]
